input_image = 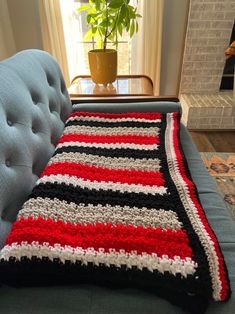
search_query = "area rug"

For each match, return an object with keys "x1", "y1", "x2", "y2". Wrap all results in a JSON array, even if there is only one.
[{"x1": 200, "y1": 152, "x2": 235, "y2": 222}]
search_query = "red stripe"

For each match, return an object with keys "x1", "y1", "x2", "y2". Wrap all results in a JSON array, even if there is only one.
[
  {"x1": 69, "y1": 112, "x2": 162, "y2": 120},
  {"x1": 41, "y1": 162, "x2": 165, "y2": 186},
  {"x1": 58, "y1": 134, "x2": 159, "y2": 145},
  {"x1": 7, "y1": 217, "x2": 192, "y2": 259},
  {"x1": 171, "y1": 112, "x2": 229, "y2": 300}
]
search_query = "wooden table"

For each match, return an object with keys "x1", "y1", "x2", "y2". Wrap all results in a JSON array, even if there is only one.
[{"x1": 68, "y1": 75, "x2": 154, "y2": 101}]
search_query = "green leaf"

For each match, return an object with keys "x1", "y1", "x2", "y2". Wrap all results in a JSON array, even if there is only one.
[
  {"x1": 117, "y1": 23, "x2": 123, "y2": 36},
  {"x1": 89, "y1": 13, "x2": 98, "y2": 19},
  {"x1": 125, "y1": 6, "x2": 130, "y2": 24},
  {"x1": 99, "y1": 19, "x2": 108, "y2": 28},
  {"x1": 130, "y1": 20, "x2": 135, "y2": 38},
  {"x1": 119, "y1": 5, "x2": 126, "y2": 21},
  {"x1": 95, "y1": 0, "x2": 101, "y2": 11},
  {"x1": 98, "y1": 24, "x2": 106, "y2": 36},
  {"x1": 109, "y1": 0, "x2": 123, "y2": 9},
  {"x1": 136, "y1": 21, "x2": 139, "y2": 33},
  {"x1": 84, "y1": 28, "x2": 94, "y2": 41},
  {"x1": 128, "y1": 6, "x2": 136, "y2": 19},
  {"x1": 95, "y1": 30, "x2": 103, "y2": 49},
  {"x1": 87, "y1": 14, "x2": 92, "y2": 24},
  {"x1": 92, "y1": 27, "x2": 97, "y2": 34},
  {"x1": 77, "y1": 5, "x2": 89, "y2": 12}
]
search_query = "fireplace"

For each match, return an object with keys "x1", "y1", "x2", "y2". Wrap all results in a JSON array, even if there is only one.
[
  {"x1": 220, "y1": 21, "x2": 235, "y2": 90},
  {"x1": 179, "y1": 1, "x2": 235, "y2": 130}
]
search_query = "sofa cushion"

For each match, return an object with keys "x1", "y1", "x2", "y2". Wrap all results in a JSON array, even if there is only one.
[
  {"x1": 0, "y1": 49, "x2": 72, "y2": 236},
  {"x1": 73, "y1": 101, "x2": 182, "y2": 114}
]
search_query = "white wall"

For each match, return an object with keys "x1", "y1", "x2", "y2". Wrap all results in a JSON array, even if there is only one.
[
  {"x1": 160, "y1": 0, "x2": 189, "y2": 96},
  {"x1": 0, "y1": 0, "x2": 16, "y2": 60},
  {"x1": 7, "y1": 0, "x2": 42, "y2": 52}
]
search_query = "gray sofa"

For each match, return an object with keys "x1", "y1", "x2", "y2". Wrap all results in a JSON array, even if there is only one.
[{"x1": 0, "y1": 49, "x2": 234, "y2": 314}]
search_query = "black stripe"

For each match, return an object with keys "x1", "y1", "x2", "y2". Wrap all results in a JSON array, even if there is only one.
[
  {"x1": 54, "y1": 146, "x2": 160, "y2": 159},
  {"x1": 66, "y1": 120, "x2": 161, "y2": 128},
  {"x1": 30, "y1": 182, "x2": 175, "y2": 211},
  {"x1": 0, "y1": 258, "x2": 208, "y2": 314}
]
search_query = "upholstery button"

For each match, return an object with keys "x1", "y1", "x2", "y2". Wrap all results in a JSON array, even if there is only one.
[
  {"x1": 49, "y1": 102, "x2": 55, "y2": 113},
  {"x1": 31, "y1": 93, "x2": 40, "y2": 105},
  {"x1": 7, "y1": 120, "x2": 13, "y2": 126},
  {"x1": 47, "y1": 74, "x2": 54, "y2": 86},
  {"x1": 5, "y1": 160, "x2": 11, "y2": 167}
]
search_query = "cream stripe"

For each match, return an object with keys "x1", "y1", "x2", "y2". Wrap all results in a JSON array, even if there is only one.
[
  {"x1": 38, "y1": 174, "x2": 167, "y2": 195},
  {"x1": 67, "y1": 116, "x2": 161, "y2": 123},
  {"x1": 64, "y1": 125, "x2": 159, "y2": 137},
  {"x1": 165, "y1": 113, "x2": 221, "y2": 300},
  {"x1": 56, "y1": 141, "x2": 158, "y2": 151},
  {"x1": 19, "y1": 197, "x2": 182, "y2": 230},
  {"x1": 0, "y1": 242, "x2": 197, "y2": 276},
  {"x1": 49, "y1": 152, "x2": 161, "y2": 172}
]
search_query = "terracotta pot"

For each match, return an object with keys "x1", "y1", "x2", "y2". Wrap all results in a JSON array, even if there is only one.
[{"x1": 88, "y1": 49, "x2": 117, "y2": 85}]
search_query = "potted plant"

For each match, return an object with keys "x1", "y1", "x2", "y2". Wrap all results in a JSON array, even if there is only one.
[{"x1": 78, "y1": 0, "x2": 141, "y2": 85}]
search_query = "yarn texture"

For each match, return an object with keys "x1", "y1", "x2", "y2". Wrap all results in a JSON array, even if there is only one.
[{"x1": 0, "y1": 112, "x2": 230, "y2": 313}]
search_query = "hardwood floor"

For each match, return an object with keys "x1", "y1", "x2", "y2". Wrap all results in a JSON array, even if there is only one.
[{"x1": 189, "y1": 131, "x2": 235, "y2": 152}]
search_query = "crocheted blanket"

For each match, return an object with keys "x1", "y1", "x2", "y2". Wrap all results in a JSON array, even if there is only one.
[{"x1": 0, "y1": 111, "x2": 230, "y2": 313}]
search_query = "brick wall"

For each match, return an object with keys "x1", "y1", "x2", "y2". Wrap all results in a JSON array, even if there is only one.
[
  {"x1": 180, "y1": 92, "x2": 235, "y2": 129},
  {"x1": 180, "y1": 0, "x2": 235, "y2": 93}
]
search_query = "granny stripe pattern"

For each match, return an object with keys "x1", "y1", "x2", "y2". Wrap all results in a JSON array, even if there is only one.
[{"x1": 0, "y1": 112, "x2": 230, "y2": 311}]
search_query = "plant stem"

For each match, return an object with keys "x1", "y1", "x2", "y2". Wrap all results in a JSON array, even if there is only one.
[
  {"x1": 106, "y1": 11, "x2": 120, "y2": 40},
  {"x1": 103, "y1": 0, "x2": 108, "y2": 51},
  {"x1": 103, "y1": 1, "x2": 120, "y2": 50}
]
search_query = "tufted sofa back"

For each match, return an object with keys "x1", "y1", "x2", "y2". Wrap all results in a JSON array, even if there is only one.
[{"x1": 0, "y1": 49, "x2": 72, "y2": 246}]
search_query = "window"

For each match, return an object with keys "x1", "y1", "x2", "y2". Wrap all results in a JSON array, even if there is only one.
[{"x1": 60, "y1": 0, "x2": 133, "y2": 81}]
